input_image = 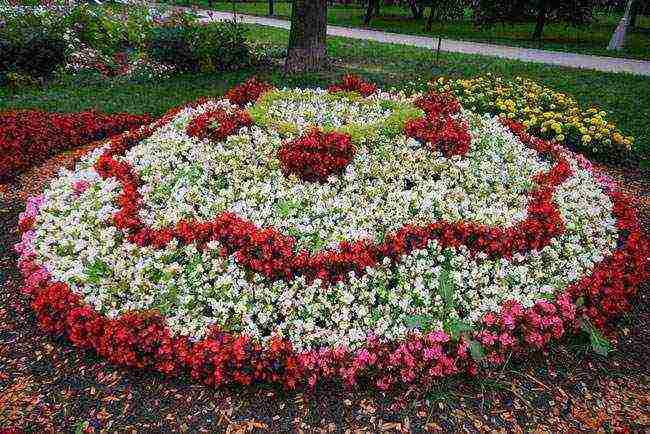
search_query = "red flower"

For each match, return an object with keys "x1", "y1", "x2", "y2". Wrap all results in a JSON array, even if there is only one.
[
  {"x1": 225, "y1": 78, "x2": 274, "y2": 107},
  {"x1": 186, "y1": 109, "x2": 253, "y2": 143},
  {"x1": 414, "y1": 92, "x2": 462, "y2": 117},
  {"x1": 404, "y1": 115, "x2": 471, "y2": 157},
  {"x1": 328, "y1": 74, "x2": 377, "y2": 97},
  {"x1": 278, "y1": 128, "x2": 355, "y2": 183},
  {"x1": 0, "y1": 110, "x2": 151, "y2": 181}
]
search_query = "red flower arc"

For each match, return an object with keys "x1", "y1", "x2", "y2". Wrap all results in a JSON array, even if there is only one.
[{"x1": 92, "y1": 105, "x2": 571, "y2": 287}]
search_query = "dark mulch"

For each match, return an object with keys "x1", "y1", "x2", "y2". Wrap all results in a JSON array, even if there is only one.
[{"x1": 0, "y1": 152, "x2": 648, "y2": 433}]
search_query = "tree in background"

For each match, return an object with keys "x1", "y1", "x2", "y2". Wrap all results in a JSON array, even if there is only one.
[
  {"x1": 364, "y1": 0, "x2": 423, "y2": 24},
  {"x1": 285, "y1": 0, "x2": 328, "y2": 72},
  {"x1": 422, "y1": 0, "x2": 467, "y2": 30},
  {"x1": 471, "y1": 0, "x2": 597, "y2": 40}
]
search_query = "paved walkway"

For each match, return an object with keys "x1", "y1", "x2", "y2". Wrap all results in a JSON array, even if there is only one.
[{"x1": 194, "y1": 9, "x2": 650, "y2": 76}]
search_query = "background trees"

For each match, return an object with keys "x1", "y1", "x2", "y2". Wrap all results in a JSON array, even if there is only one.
[{"x1": 470, "y1": 0, "x2": 597, "y2": 40}]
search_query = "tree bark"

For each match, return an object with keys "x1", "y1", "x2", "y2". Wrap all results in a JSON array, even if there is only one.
[
  {"x1": 409, "y1": 0, "x2": 423, "y2": 19},
  {"x1": 364, "y1": 0, "x2": 378, "y2": 25},
  {"x1": 285, "y1": 0, "x2": 328, "y2": 73},
  {"x1": 532, "y1": 0, "x2": 548, "y2": 40},
  {"x1": 426, "y1": 6, "x2": 435, "y2": 31},
  {"x1": 629, "y1": 0, "x2": 639, "y2": 29}
]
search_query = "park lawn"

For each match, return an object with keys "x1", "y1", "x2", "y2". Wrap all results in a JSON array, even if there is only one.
[
  {"x1": 1, "y1": 23, "x2": 648, "y2": 164},
  {"x1": 172, "y1": 1, "x2": 650, "y2": 60}
]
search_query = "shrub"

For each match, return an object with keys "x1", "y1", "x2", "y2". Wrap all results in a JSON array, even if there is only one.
[
  {"x1": 148, "y1": 22, "x2": 249, "y2": 73},
  {"x1": 190, "y1": 22, "x2": 249, "y2": 72},
  {"x1": 0, "y1": 29, "x2": 66, "y2": 79},
  {"x1": 148, "y1": 26, "x2": 197, "y2": 71},
  {"x1": 0, "y1": 110, "x2": 152, "y2": 181}
]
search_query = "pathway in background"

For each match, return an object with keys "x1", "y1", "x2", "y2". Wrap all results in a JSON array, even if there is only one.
[{"x1": 192, "y1": 9, "x2": 650, "y2": 76}]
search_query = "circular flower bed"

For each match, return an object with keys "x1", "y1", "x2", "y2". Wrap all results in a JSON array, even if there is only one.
[{"x1": 15, "y1": 78, "x2": 649, "y2": 391}]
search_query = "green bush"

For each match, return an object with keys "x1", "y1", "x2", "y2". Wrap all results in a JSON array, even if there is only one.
[
  {"x1": 191, "y1": 22, "x2": 249, "y2": 72},
  {"x1": 0, "y1": 29, "x2": 66, "y2": 79},
  {"x1": 148, "y1": 21, "x2": 249, "y2": 73},
  {"x1": 148, "y1": 26, "x2": 198, "y2": 71}
]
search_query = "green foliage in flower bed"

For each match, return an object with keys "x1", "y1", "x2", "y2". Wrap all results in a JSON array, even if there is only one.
[{"x1": 248, "y1": 89, "x2": 424, "y2": 142}]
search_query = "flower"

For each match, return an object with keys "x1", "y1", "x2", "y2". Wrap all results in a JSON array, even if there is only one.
[{"x1": 15, "y1": 79, "x2": 648, "y2": 392}]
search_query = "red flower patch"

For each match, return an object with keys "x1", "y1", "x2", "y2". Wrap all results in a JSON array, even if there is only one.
[
  {"x1": 278, "y1": 128, "x2": 355, "y2": 183},
  {"x1": 404, "y1": 91, "x2": 470, "y2": 157},
  {"x1": 0, "y1": 110, "x2": 151, "y2": 181},
  {"x1": 414, "y1": 92, "x2": 462, "y2": 117},
  {"x1": 225, "y1": 77, "x2": 275, "y2": 107},
  {"x1": 186, "y1": 109, "x2": 254, "y2": 143},
  {"x1": 328, "y1": 74, "x2": 378, "y2": 97},
  {"x1": 404, "y1": 115, "x2": 471, "y2": 157}
]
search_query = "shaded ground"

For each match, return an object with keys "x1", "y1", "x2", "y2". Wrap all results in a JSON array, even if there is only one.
[{"x1": 0, "y1": 149, "x2": 648, "y2": 432}]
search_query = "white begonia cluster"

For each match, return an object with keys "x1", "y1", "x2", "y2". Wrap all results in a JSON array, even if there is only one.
[{"x1": 30, "y1": 89, "x2": 618, "y2": 351}]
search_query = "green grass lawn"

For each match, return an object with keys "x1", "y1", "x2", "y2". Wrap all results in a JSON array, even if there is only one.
[
  {"x1": 1, "y1": 23, "x2": 648, "y2": 164},
  {"x1": 169, "y1": 1, "x2": 650, "y2": 60}
]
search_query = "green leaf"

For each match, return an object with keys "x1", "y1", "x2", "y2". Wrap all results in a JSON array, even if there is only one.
[
  {"x1": 275, "y1": 199, "x2": 300, "y2": 217},
  {"x1": 588, "y1": 326, "x2": 612, "y2": 356},
  {"x1": 469, "y1": 339, "x2": 486, "y2": 362},
  {"x1": 445, "y1": 317, "x2": 473, "y2": 340},
  {"x1": 437, "y1": 250, "x2": 455, "y2": 308},
  {"x1": 406, "y1": 314, "x2": 433, "y2": 331}
]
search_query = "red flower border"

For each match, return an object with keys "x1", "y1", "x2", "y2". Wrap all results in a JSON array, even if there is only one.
[
  {"x1": 0, "y1": 110, "x2": 151, "y2": 181},
  {"x1": 14, "y1": 83, "x2": 650, "y2": 392}
]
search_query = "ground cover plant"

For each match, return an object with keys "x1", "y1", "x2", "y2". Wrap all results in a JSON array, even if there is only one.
[
  {"x1": 179, "y1": 0, "x2": 650, "y2": 59},
  {"x1": 12, "y1": 76, "x2": 648, "y2": 394}
]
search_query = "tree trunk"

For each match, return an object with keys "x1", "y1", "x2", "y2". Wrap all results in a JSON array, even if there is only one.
[
  {"x1": 532, "y1": 0, "x2": 548, "y2": 40},
  {"x1": 409, "y1": 0, "x2": 423, "y2": 19},
  {"x1": 629, "y1": 0, "x2": 639, "y2": 29},
  {"x1": 426, "y1": 7, "x2": 435, "y2": 31},
  {"x1": 364, "y1": 0, "x2": 378, "y2": 25},
  {"x1": 285, "y1": 0, "x2": 328, "y2": 73}
]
